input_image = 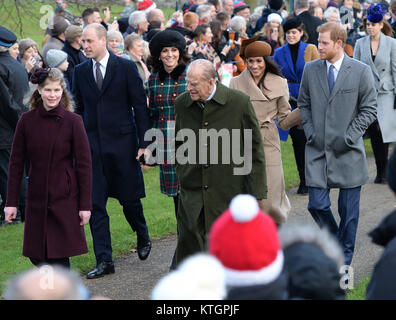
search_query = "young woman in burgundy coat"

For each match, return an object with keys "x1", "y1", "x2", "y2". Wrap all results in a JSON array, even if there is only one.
[{"x1": 4, "y1": 68, "x2": 92, "y2": 269}]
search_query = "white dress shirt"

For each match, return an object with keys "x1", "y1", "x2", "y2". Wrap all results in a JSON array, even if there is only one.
[
  {"x1": 326, "y1": 54, "x2": 345, "y2": 82},
  {"x1": 93, "y1": 50, "x2": 110, "y2": 82}
]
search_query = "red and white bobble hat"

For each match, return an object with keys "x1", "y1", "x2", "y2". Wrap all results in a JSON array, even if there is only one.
[
  {"x1": 138, "y1": 0, "x2": 157, "y2": 13},
  {"x1": 209, "y1": 194, "x2": 284, "y2": 287}
]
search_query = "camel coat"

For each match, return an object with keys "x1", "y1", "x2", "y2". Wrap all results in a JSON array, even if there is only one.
[{"x1": 230, "y1": 69, "x2": 301, "y2": 223}]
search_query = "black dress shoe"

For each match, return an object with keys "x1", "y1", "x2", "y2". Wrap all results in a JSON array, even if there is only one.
[
  {"x1": 297, "y1": 183, "x2": 308, "y2": 195},
  {"x1": 374, "y1": 175, "x2": 387, "y2": 184},
  {"x1": 86, "y1": 261, "x2": 115, "y2": 279},
  {"x1": 137, "y1": 237, "x2": 152, "y2": 261}
]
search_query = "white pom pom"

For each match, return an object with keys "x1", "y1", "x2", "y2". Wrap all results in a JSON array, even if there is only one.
[{"x1": 230, "y1": 194, "x2": 259, "y2": 222}]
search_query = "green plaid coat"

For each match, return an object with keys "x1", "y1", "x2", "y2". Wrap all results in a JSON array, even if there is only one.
[{"x1": 148, "y1": 64, "x2": 187, "y2": 197}]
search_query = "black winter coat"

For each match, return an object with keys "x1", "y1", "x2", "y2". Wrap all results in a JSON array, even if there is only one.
[
  {"x1": 62, "y1": 41, "x2": 87, "y2": 92},
  {"x1": 72, "y1": 51, "x2": 151, "y2": 204},
  {"x1": 0, "y1": 52, "x2": 29, "y2": 149},
  {"x1": 366, "y1": 209, "x2": 396, "y2": 300}
]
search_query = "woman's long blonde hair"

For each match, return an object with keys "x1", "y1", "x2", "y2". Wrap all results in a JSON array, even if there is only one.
[
  {"x1": 258, "y1": 22, "x2": 285, "y2": 46},
  {"x1": 29, "y1": 68, "x2": 74, "y2": 112}
]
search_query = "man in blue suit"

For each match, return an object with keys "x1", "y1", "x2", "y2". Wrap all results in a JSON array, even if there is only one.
[{"x1": 73, "y1": 23, "x2": 152, "y2": 279}]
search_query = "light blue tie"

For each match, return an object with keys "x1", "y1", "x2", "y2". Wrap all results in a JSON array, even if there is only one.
[{"x1": 328, "y1": 64, "x2": 335, "y2": 93}]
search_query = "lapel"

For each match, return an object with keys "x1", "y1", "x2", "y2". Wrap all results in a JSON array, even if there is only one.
[
  {"x1": 329, "y1": 55, "x2": 352, "y2": 102},
  {"x1": 285, "y1": 44, "x2": 296, "y2": 77},
  {"x1": 363, "y1": 35, "x2": 379, "y2": 79},
  {"x1": 85, "y1": 59, "x2": 100, "y2": 93},
  {"x1": 296, "y1": 41, "x2": 308, "y2": 76},
  {"x1": 99, "y1": 51, "x2": 117, "y2": 95},
  {"x1": 316, "y1": 60, "x2": 330, "y2": 99},
  {"x1": 238, "y1": 68, "x2": 267, "y2": 101},
  {"x1": 373, "y1": 32, "x2": 387, "y2": 73}
]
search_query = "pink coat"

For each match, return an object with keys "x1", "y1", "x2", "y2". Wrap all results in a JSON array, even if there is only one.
[{"x1": 6, "y1": 102, "x2": 92, "y2": 260}]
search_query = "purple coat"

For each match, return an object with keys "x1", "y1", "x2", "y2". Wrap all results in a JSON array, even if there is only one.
[{"x1": 6, "y1": 102, "x2": 92, "y2": 260}]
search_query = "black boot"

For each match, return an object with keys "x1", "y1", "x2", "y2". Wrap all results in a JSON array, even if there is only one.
[{"x1": 297, "y1": 182, "x2": 309, "y2": 195}]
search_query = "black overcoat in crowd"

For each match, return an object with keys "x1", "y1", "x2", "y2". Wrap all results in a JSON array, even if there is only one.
[{"x1": 72, "y1": 51, "x2": 151, "y2": 204}]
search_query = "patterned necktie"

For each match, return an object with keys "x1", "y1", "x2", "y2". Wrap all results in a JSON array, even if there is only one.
[
  {"x1": 328, "y1": 64, "x2": 335, "y2": 93},
  {"x1": 95, "y1": 61, "x2": 103, "y2": 90}
]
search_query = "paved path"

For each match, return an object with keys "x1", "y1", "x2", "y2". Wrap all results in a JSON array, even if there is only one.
[{"x1": 82, "y1": 155, "x2": 396, "y2": 300}]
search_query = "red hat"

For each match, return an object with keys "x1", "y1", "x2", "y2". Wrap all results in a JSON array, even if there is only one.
[
  {"x1": 138, "y1": 0, "x2": 157, "y2": 12},
  {"x1": 209, "y1": 194, "x2": 284, "y2": 287}
]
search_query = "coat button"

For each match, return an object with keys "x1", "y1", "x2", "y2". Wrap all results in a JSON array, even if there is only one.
[
  {"x1": 158, "y1": 94, "x2": 162, "y2": 98},
  {"x1": 204, "y1": 164, "x2": 209, "y2": 169},
  {"x1": 204, "y1": 122, "x2": 209, "y2": 126},
  {"x1": 175, "y1": 82, "x2": 178, "y2": 85},
  {"x1": 161, "y1": 106, "x2": 164, "y2": 110},
  {"x1": 173, "y1": 93, "x2": 177, "y2": 97},
  {"x1": 204, "y1": 185, "x2": 209, "y2": 190},
  {"x1": 160, "y1": 83, "x2": 164, "y2": 86},
  {"x1": 161, "y1": 118, "x2": 164, "y2": 121}
]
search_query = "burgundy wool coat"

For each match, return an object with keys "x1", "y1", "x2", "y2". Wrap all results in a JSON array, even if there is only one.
[{"x1": 6, "y1": 102, "x2": 92, "y2": 260}]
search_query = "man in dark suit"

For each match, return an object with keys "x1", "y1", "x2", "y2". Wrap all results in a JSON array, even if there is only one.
[
  {"x1": 294, "y1": 0, "x2": 323, "y2": 47},
  {"x1": 72, "y1": 23, "x2": 152, "y2": 279}
]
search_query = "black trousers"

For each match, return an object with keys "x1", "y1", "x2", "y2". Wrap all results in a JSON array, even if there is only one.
[
  {"x1": 289, "y1": 126, "x2": 307, "y2": 186},
  {"x1": 169, "y1": 195, "x2": 179, "y2": 271},
  {"x1": 30, "y1": 257, "x2": 70, "y2": 269},
  {"x1": 366, "y1": 120, "x2": 389, "y2": 178},
  {"x1": 0, "y1": 148, "x2": 26, "y2": 221}
]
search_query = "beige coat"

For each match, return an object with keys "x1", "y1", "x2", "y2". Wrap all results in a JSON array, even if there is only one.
[{"x1": 230, "y1": 69, "x2": 301, "y2": 223}]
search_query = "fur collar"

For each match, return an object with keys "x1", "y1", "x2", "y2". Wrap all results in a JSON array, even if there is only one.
[{"x1": 159, "y1": 63, "x2": 186, "y2": 82}]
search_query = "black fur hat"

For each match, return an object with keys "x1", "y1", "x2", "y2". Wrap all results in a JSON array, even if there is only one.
[
  {"x1": 149, "y1": 29, "x2": 186, "y2": 58},
  {"x1": 268, "y1": 0, "x2": 283, "y2": 11}
]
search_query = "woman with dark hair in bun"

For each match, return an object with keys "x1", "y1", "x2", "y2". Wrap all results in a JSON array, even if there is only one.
[
  {"x1": 354, "y1": 3, "x2": 396, "y2": 184},
  {"x1": 230, "y1": 38, "x2": 301, "y2": 225},
  {"x1": 147, "y1": 30, "x2": 191, "y2": 269},
  {"x1": 273, "y1": 17, "x2": 319, "y2": 195},
  {"x1": 4, "y1": 68, "x2": 92, "y2": 269}
]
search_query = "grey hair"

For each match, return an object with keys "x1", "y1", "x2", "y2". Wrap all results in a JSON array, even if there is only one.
[
  {"x1": 129, "y1": 10, "x2": 147, "y2": 28},
  {"x1": 295, "y1": 0, "x2": 309, "y2": 10},
  {"x1": 124, "y1": 33, "x2": 143, "y2": 51},
  {"x1": 187, "y1": 59, "x2": 216, "y2": 81},
  {"x1": 278, "y1": 222, "x2": 345, "y2": 268},
  {"x1": 324, "y1": 6, "x2": 340, "y2": 21},
  {"x1": 196, "y1": 4, "x2": 212, "y2": 20},
  {"x1": 4, "y1": 266, "x2": 89, "y2": 300},
  {"x1": 147, "y1": 8, "x2": 163, "y2": 22},
  {"x1": 230, "y1": 16, "x2": 247, "y2": 33},
  {"x1": 107, "y1": 30, "x2": 124, "y2": 43}
]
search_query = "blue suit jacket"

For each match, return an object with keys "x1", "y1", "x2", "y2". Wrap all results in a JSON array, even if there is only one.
[{"x1": 72, "y1": 51, "x2": 151, "y2": 203}]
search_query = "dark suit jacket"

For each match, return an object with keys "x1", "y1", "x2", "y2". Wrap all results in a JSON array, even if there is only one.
[
  {"x1": 72, "y1": 51, "x2": 151, "y2": 204},
  {"x1": 297, "y1": 11, "x2": 323, "y2": 47}
]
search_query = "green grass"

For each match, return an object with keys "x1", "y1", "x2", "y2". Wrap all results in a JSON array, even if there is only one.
[
  {"x1": 346, "y1": 276, "x2": 371, "y2": 300},
  {"x1": 0, "y1": 166, "x2": 176, "y2": 298},
  {"x1": 0, "y1": 0, "x2": 374, "y2": 299},
  {"x1": 0, "y1": 139, "x2": 373, "y2": 299}
]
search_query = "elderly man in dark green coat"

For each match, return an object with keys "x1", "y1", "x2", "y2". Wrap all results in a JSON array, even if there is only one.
[{"x1": 174, "y1": 59, "x2": 267, "y2": 264}]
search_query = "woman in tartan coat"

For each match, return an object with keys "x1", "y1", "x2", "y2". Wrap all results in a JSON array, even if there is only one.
[{"x1": 147, "y1": 30, "x2": 191, "y2": 268}]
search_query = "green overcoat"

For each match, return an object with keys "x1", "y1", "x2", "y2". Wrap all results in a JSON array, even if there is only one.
[{"x1": 174, "y1": 82, "x2": 267, "y2": 263}]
